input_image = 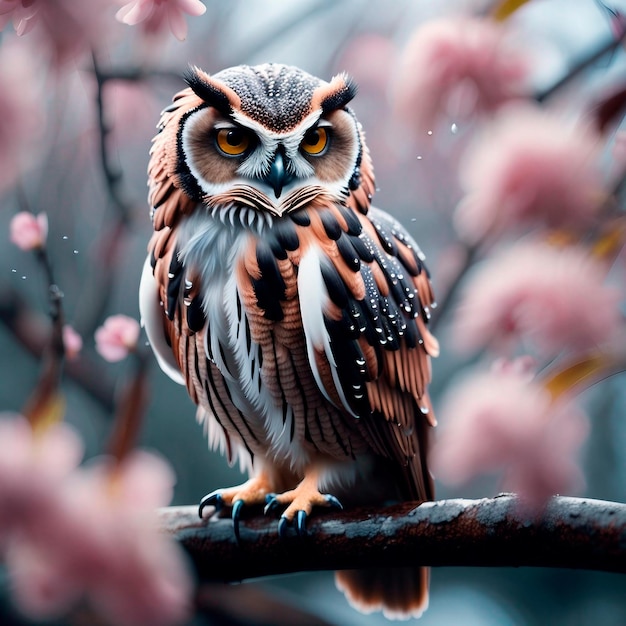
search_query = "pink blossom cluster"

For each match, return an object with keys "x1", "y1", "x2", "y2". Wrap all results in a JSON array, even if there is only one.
[
  {"x1": 452, "y1": 239, "x2": 621, "y2": 358},
  {"x1": 394, "y1": 17, "x2": 527, "y2": 137},
  {"x1": 455, "y1": 103, "x2": 604, "y2": 243},
  {"x1": 431, "y1": 366, "x2": 589, "y2": 511},
  {"x1": 0, "y1": 0, "x2": 207, "y2": 54},
  {"x1": 9, "y1": 211, "x2": 48, "y2": 251},
  {"x1": 394, "y1": 14, "x2": 626, "y2": 510},
  {"x1": 0, "y1": 414, "x2": 192, "y2": 625},
  {"x1": 117, "y1": 0, "x2": 207, "y2": 41},
  {"x1": 0, "y1": 0, "x2": 112, "y2": 66},
  {"x1": 0, "y1": 41, "x2": 44, "y2": 194},
  {"x1": 95, "y1": 314, "x2": 141, "y2": 362}
]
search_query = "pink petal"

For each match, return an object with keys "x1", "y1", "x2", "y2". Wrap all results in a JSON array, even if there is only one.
[
  {"x1": 9, "y1": 211, "x2": 48, "y2": 250},
  {"x1": 94, "y1": 315, "x2": 140, "y2": 362},
  {"x1": 177, "y1": 0, "x2": 206, "y2": 17},
  {"x1": 62, "y1": 325, "x2": 83, "y2": 360},
  {"x1": 167, "y1": 6, "x2": 188, "y2": 41},
  {"x1": 116, "y1": 1, "x2": 154, "y2": 26},
  {"x1": 6, "y1": 540, "x2": 81, "y2": 620},
  {"x1": 115, "y1": 451, "x2": 176, "y2": 510}
]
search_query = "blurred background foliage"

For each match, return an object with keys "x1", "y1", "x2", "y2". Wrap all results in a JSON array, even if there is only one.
[{"x1": 1, "y1": 0, "x2": 625, "y2": 624}]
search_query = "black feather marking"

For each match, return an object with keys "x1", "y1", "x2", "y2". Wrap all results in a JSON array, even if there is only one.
[
  {"x1": 218, "y1": 368, "x2": 260, "y2": 445},
  {"x1": 176, "y1": 105, "x2": 208, "y2": 202},
  {"x1": 289, "y1": 209, "x2": 310, "y2": 227},
  {"x1": 272, "y1": 219, "x2": 300, "y2": 251},
  {"x1": 184, "y1": 67, "x2": 233, "y2": 116},
  {"x1": 320, "y1": 258, "x2": 350, "y2": 309},
  {"x1": 351, "y1": 233, "x2": 375, "y2": 263},
  {"x1": 161, "y1": 102, "x2": 180, "y2": 114},
  {"x1": 166, "y1": 252, "x2": 183, "y2": 320},
  {"x1": 252, "y1": 279, "x2": 284, "y2": 321},
  {"x1": 186, "y1": 297, "x2": 205, "y2": 332},
  {"x1": 345, "y1": 108, "x2": 365, "y2": 201},
  {"x1": 267, "y1": 237, "x2": 288, "y2": 260},
  {"x1": 244, "y1": 315, "x2": 252, "y2": 354},
  {"x1": 326, "y1": 320, "x2": 370, "y2": 416},
  {"x1": 336, "y1": 204, "x2": 362, "y2": 236},
  {"x1": 321, "y1": 75, "x2": 358, "y2": 113},
  {"x1": 252, "y1": 241, "x2": 286, "y2": 321},
  {"x1": 336, "y1": 234, "x2": 361, "y2": 272},
  {"x1": 370, "y1": 217, "x2": 398, "y2": 256},
  {"x1": 319, "y1": 210, "x2": 342, "y2": 240},
  {"x1": 204, "y1": 364, "x2": 255, "y2": 458},
  {"x1": 403, "y1": 313, "x2": 419, "y2": 349}
]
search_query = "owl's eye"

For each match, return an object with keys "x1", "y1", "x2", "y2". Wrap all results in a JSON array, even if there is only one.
[
  {"x1": 301, "y1": 127, "x2": 329, "y2": 155},
  {"x1": 215, "y1": 128, "x2": 251, "y2": 157}
]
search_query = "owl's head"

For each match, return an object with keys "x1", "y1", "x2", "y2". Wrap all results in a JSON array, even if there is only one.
[{"x1": 151, "y1": 63, "x2": 374, "y2": 226}]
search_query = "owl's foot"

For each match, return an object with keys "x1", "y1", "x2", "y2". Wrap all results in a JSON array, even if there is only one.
[
  {"x1": 264, "y1": 474, "x2": 343, "y2": 537},
  {"x1": 199, "y1": 473, "x2": 274, "y2": 541}
]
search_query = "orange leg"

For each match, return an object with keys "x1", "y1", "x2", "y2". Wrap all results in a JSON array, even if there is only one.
[
  {"x1": 264, "y1": 468, "x2": 343, "y2": 536},
  {"x1": 199, "y1": 469, "x2": 276, "y2": 540}
]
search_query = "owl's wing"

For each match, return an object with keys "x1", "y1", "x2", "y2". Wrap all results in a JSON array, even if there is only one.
[
  {"x1": 236, "y1": 198, "x2": 438, "y2": 501},
  {"x1": 302, "y1": 204, "x2": 439, "y2": 501}
]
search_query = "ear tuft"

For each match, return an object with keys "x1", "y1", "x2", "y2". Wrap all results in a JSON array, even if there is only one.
[
  {"x1": 320, "y1": 73, "x2": 358, "y2": 113},
  {"x1": 183, "y1": 65, "x2": 233, "y2": 116}
]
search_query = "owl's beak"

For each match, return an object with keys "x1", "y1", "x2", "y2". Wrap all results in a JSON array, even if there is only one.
[{"x1": 265, "y1": 148, "x2": 295, "y2": 199}]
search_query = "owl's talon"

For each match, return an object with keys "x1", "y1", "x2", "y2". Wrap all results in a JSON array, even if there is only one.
[
  {"x1": 278, "y1": 516, "x2": 289, "y2": 538},
  {"x1": 232, "y1": 499, "x2": 245, "y2": 542},
  {"x1": 199, "y1": 491, "x2": 224, "y2": 518},
  {"x1": 296, "y1": 510, "x2": 308, "y2": 536},
  {"x1": 264, "y1": 494, "x2": 280, "y2": 515},
  {"x1": 324, "y1": 494, "x2": 343, "y2": 510}
]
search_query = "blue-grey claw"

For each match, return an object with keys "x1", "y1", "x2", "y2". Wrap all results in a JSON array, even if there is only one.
[
  {"x1": 325, "y1": 494, "x2": 343, "y2": 510},
  {"x1": 278, "y1": 516, "x2": 289, "y2": 538},
  {"x1": 199, "y1": 491, "x2": 224, "y2": 518},
  {"x1": 232, "y1": 499, "x2": 245, "y2": 542},
  {"x1": 264, "y1": 494, "x2": 280, "y2": 515},
  {"x1": 296, "y1": 510, "x2": 307, "y2": 536}
]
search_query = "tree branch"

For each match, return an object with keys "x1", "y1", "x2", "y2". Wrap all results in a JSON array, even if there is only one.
[
  {"x1": 159, "y1": 495, "x2": 626, "y2": 581},
  {"x1": 0, "y1": 288, "x2": 116, "y2": 413}
]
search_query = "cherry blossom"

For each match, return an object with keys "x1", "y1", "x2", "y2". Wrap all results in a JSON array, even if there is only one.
[
  {"x1": 431, "y1": 368, "x2": 589, "y2": 510},
  {"x1": 451, "y1": 239, "x2": 622, "y2": 358},
  {"x1": 0, "y1": 414, "x2": 83, "y2": 545},
  {"x1": 394, "y1": 17, "x2": 527, "y2": 138},
  {"x1": 0, "y1": 0, "x2": 38, "y2": 35},
  {"x1": 455, "y1": 103, "x2": 604, "y2": 243},
  {"x1": 62, "y1": 325, "x2": 83, "y2": 360},
  {"x1": 95, "y1": 315, "x2": 141, "y2": 362},
  {"x1": 116, "y1": 0, "x2": 207, "y2": 41},
  {"x1": 0, "y1": 38, "x2": 44, "y2": 193},
  {"x1": 9, "y1": 212, "x2": 48, "y2": 251},
  {"x1": 0, "y1": 0, "x2": 112, "y2": 67},
  {"x1": 7, "y1": 451, "x2": 193, "y2": 626}
]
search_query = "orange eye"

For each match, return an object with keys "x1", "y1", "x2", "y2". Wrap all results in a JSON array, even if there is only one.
[
  {"x1": 301, "y1": 127, "x2": 329, "y2": 155},
  {"x1": 215, "y1": 128, "x2": 251, "y2": 156}
]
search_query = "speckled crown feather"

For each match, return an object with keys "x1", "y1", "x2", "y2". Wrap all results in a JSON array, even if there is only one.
[{"x1": 185, "y1": 63, "x2": 357, "y2": 133}]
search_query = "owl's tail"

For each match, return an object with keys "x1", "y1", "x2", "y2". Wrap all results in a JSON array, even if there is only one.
[{"x1": 335, "y1": 566, "x2": 429, "y2": 620}]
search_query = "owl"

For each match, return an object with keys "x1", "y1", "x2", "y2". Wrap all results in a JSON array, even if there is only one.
[{"x1": 139, "y1": 63, "x2": 439, "y2": 619}]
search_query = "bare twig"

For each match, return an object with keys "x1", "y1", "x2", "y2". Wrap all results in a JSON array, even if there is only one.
[
  {"x1": 159, "y1": 495, "x2": 626, "y2": 582},
  {"x1": 537, "y1": 29, "x2": 626, "y2": 103},
  {"x1": 430, "y1": 243, "x2": 479, "y2": 332},
  {"x1": 0, "y1": 288, "x2": 116, "y2": 413}
]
